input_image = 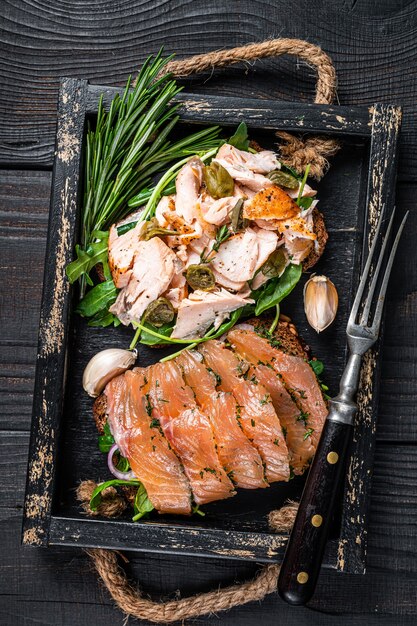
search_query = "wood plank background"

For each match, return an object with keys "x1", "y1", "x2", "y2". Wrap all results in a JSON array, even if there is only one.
[{"x1": 1, "y1": 1, "x2": 417, "y2": 624}]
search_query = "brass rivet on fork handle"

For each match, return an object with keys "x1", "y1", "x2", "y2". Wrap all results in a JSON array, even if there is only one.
[
  {"x1": 327, "y1": 451, "x2": 339, "y2": 464},
  {"x1": 278, "y1": 208, "x2": 409, "y2": 607},
  {"x1": 296, "y1": 572, "x2": 309, "y2": 584}
]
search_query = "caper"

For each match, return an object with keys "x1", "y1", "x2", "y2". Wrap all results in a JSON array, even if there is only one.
[
  {"x1": 203, "y1": 162, "x2": 234, "y2": 199},
  {"x1": 142, "y1": 218, "x2": 180, "y2": 241},
  {"x1": 261, "y1": 248, "x2": 287, "y2": 278},
  {"x1": 185, "y1": 264, "x2": 216, "y2": 291},
  {"x1": 267, "y1": 170, "x2": 299, "y2": 189},
  {"x1": 143, "y1": 298, "x2": 175, "y2": 327}
]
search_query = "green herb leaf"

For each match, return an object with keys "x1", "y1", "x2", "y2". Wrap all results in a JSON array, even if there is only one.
[
  {"x1": 208, "y1": 307, "x2": 244, "y2": 339},
  {"x1": 228, "y1": 122, "x2": 249, "y2": 151},
  {"x1": 139, "y1": 306, "x2": 243, "y2": 351},
  {"x1": 309, "y1": 359, "x2": 324, "y2": 377},
  {"x1": 90, "y1": 479, "x2": 140, "y2": 511},
  {"x1": 213, "y1": 224, "x2": 232, "y2": 250},
  {"x1": 297, "y1": 196, "x2": 314, "y2": 211},
  {"x1": 126, "y1": 187, "x2": 153, "y2": 210},
  {"x1": 98, "y1": 421, "x2": 115, "y2": 453},
  {"x1": 116, "y1": 220, "x2": 138, "y2": 236},
  {"x1": 200, "y1": 224, "x2": 232, "y2": 263},
  {"x1": 116, "y1": 455, "x2": 131, "y2": 472},
  {"x1": 303, "y1": 427, "x2": 315, "y2": 441},
  {"x1": 66, "y1": 238, "x2": 109, "y2": 285},
  {"x1": 76, "y1": 280, "x2": 118, "y2": 317},
  {"x1": 70, "y1": 51, "x2": 223, "y2": 299},
  {"x1": 192, "y1": 504, "x2": 206, "y2": 517},
  {"x1": 254, "y1": 263, "x2": 302, "y2": 315},
  {"x1": 132, "y1": 483, "x2": 155, "y2": 521},
  {"x1": 139, "y1": 321, "x2": 176, "y2": 346},
  {"x1": 88, "y1": 309, "x2": 121, "y2": 328}
]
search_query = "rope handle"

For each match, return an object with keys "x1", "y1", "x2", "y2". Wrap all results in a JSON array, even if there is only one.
[
  {"x1": 78, "y1": 481, "x2": 297, "y2": 623},
  {"x1": 88, "y1": 550, "x2": 280, "y2": 624},
  {"x1": 160, "y1": 38, "x2": 340, "y2": 179},
  {"x1": 163, "y1": 38, "x2": 337, "y2": 105}
]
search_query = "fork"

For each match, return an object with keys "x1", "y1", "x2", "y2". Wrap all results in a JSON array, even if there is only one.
[{"x1": 278, "y1": 207, "x2": 409, "y2": 606}]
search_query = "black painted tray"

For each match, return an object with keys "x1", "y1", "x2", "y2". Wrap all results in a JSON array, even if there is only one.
[{"x1": 22, "y1": 78, "x2": 401, "y2": 574}]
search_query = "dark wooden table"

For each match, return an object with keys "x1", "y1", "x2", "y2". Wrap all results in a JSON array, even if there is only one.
[{"x1": 1, "y1": 1, "x2": 417, "y2": 624}]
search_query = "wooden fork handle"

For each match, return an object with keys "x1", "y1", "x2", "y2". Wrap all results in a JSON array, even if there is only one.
[{"x1": 278, "y1": 417, "x2": 352, "y2": 605}]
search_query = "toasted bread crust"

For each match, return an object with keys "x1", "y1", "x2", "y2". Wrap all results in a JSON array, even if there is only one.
[
  {"x1": 245, "y1": 317, "x2": 311, "y2": 360},
  {"x1": 303, "y1": 209, "x2": 328, "y2": 271},
  {"x1": 93, "y1": 394, "x2": 107, "y2": 435}
]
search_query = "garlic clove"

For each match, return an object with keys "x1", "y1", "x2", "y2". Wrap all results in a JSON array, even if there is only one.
[
  {"x1": 303, "y1": 274, "x2": 338, "y2": 333},
  {"x1": 83, "y1": 348, "x2": 137, "y2": 397}
]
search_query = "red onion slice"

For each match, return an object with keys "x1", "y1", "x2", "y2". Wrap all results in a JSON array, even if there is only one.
[{"x1": 107, "y1": 444, "x2": 135, "y2": 480}]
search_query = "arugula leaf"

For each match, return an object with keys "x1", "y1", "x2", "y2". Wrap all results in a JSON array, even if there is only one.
[
  {"x1": 309, "y1": 359, "x2": 324, "y2": 377},
  {"x1": 76, "y1": 280, "x2": 118, "y2": 317},
  {"x1": 66, "y1": 238, "x2": 109, "y2": 285},
  {"x1": 98, "y1": 421, "x2": 115, "y2": 453},
  {"x1": 228, "y1": 122, "x2": 249, "y2": 151},
  {"x1": 132, "y1": 483, "x2": 155, "y2": 521},
  {"x1": 254, "y1": 264, "x2": 302, "y2": 316},
  {"x1": 89, "y1": 479, "x2": 140, "y2": 511},
  {"x1": 88, "y1": 309, "x2": 121, "y2": 328}
]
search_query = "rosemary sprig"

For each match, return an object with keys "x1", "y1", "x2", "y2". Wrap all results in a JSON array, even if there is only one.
[
  {"x1": 73, "y1": 50, "x2": 222, "y2": 296},
  {"x1": 200, "y1": 224, "x2": 232, "y2": 263}
]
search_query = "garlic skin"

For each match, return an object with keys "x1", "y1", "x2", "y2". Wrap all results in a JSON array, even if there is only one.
[
  {"x1": 304, "y1": 275, "x2": 338, "y2": 333},
  {"x1": 83, "y1": 348, "x2": 137, "y2": 397}
]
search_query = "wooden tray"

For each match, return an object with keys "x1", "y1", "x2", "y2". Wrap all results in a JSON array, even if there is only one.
[{"x1": 22, "y1": 78, "x2": 401, "y2": 574}]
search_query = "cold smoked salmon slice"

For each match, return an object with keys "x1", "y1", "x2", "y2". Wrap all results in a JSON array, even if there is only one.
[
  {"x1": 105, "y1": 369, "x2": 192, "y2": 515},
  {"x1": 146, "y1": 362, "x2": 235, "y2": 505},
  {"x1": 245, "y1": 363, "x2": 315, "y2": 474},
  {"x1": 228, "y1": 329, "x2": 328, "y2": 450},
  {"x1": 199, "y1": 340, "x2": 290, "y2": 483},
  {"x1": 176, "y1": 350, "x2": 266, "y2": 489}
]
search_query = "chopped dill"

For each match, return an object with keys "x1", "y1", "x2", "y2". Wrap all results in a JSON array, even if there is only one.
[
  {"x1": 259, "y1": 393, "x2": 271, "y2": 406},
  {"x1": 145, "y1": 394, "x2": 153, "y2": 416},
  {"x1": 303, "y1": 427, "x2": 314, "y2": 440},
  {"x1": 296, "y1": 410, "x2": 310, "y2": 426}
]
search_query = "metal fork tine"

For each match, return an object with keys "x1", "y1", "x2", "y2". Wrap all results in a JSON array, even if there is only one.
[
  {"x1": 348, "y1": 205, "x2": 387, "y2": 327},
  {"x1": 359, "y1": 207, "x2": 396, "y2": 326},
  {"x1": 371, "y1": 211, "x2": 409, "y2": 334}
]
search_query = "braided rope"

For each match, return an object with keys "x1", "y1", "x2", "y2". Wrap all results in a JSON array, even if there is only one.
[
  {"x1": 78, "y1": 480, "x2": 297, "y2": 622},
  {"x1": 156, "y1": 38, "x2": 340, "y2": 178},
  {"x1": 162, "y1": 38, "x2": 337, "y2": 105}
]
